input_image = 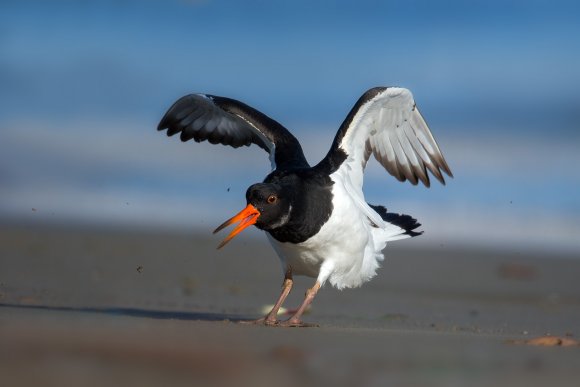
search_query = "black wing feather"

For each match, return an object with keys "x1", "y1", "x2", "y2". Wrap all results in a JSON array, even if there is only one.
[
  {"x1": 369, "y1": 204, "x2": 423, "y2": 237},
  {"x1": 158, "y1": 94, "x2": 309, "y2": 170}
]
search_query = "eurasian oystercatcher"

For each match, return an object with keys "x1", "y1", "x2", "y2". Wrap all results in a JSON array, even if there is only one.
[{"x1": 158, "y1": 87, "x2": 452, "y2": 327}]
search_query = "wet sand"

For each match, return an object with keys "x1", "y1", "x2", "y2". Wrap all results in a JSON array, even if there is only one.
[{"x1": 1, "y1": 223, "x2": 579, "y2": 386}]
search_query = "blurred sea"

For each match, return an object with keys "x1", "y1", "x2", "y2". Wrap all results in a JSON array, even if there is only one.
[{"x1": 1, "y1": 0, "x2": 579, "y2": 253}]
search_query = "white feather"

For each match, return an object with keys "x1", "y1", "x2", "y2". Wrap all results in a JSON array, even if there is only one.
[
  {"x1": 263, "y1": 87, "x2": 450, "y2": 290},
  {"x1": 267, "y1": 170, "x2": 410, "y2": 290},
  {"x1": 337, "y1": 87, "x2": 451, "y2": 187}
]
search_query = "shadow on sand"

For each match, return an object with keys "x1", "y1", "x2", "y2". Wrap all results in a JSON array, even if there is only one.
[{"x1": 0, "y1": 302, "x2": 251, "y2": 322}]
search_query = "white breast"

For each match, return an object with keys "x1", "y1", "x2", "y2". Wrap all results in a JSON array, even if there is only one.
[{"x1": 266, "y1": 173, "x2": 400, "y2": 290}]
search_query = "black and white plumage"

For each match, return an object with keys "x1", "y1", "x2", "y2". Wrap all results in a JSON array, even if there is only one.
[{"x1": 158, "y1": 87, "x2": 452, "y2": 327}]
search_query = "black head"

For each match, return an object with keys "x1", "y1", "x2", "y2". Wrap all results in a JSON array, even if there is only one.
[
  {"x1": 212, "y1": 181, "x2": 293, "y2": 249},
  {"x1": 245, "y1": 183, "x2": 292, "y2": 230}
]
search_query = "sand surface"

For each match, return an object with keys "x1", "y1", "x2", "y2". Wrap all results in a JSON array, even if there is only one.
[{"x1": 1, "y1": 223, "x2": 579, "y2": 386}]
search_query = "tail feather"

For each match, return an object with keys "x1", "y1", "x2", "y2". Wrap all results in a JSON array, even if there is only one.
[{"x1": 369, "y1": 204, "x2": 423, "y2": 237}]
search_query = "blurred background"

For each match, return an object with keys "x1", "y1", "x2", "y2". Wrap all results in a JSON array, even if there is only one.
[{"x1": 1, "y1": 0, "x2": 579, "y2": 253}]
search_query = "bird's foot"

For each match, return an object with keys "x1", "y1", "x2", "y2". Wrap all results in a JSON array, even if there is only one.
[
  {"x1": 237, "y1": 316, "x2": 317, "y2": 327},
  {"x1": 277, "y1": 318, "x2": 319, "y2": 328},
  {"x1": 238, "y1": 316, "x2": 279, "y2": 326}
]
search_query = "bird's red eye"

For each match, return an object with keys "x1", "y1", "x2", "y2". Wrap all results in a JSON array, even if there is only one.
[{"x1": 267, "y1": 195, "x2": 277, "y2": 204}]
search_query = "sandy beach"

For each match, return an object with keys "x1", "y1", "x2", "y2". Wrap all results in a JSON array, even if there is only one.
[
  {"x1": 2, "y1": 1, "x2": 579, "y2": 386},
  {"x1": 1, "y1": 222, "x2": 579, "y2": 387}
]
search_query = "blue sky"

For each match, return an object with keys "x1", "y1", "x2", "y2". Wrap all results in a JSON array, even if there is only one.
[
  {"x1": 2, "y1": 0, "x2": 579, "y2": 126},
  {"x1": 1, "y1": 0, "x2": 579, "y2": 252}
]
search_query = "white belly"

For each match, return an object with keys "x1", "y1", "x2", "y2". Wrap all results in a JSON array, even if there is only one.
[{"x1": 266, "y1": 182, "x2": 384, "y2": 289}]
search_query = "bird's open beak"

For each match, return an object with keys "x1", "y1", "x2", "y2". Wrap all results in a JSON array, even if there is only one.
[{"x1": 213, "y1": 204, "x2": 261, "y2": 249}]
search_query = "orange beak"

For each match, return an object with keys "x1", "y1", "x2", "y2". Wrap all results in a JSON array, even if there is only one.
[{"x1": 213, "y1": 204, "x2": 261, "y2": 249}]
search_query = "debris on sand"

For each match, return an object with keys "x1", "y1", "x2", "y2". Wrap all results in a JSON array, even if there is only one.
[{"x1": 506, "y1": 335, "x2": 579, "y2": 347}]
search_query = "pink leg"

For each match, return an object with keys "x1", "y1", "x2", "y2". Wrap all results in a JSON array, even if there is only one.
[
  {"x1": 278, "y1": 281, "x2": 321, "y2": 327},
  {"x1": 240, "y1": 267, "x2": 293, "y2": 326}
]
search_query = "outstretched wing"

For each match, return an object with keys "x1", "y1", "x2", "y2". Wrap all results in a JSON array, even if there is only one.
[
  {"x1": 320, "y1": 87, "x2": 452, "y2": 189},
  {"x1": 157, "y1": 94, "x2": 309, "y2": 170}
]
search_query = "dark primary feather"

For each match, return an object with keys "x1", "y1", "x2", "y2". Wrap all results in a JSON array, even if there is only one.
[
  {"x1": 157, "y1": 94, "x2": 309, "y2": 170},
  {"x1": 158, "y1": 94, "x2": 265, "y2": 149},
  {"x1": 369, "y1": 204, "x2": 422, "y2": 237}
]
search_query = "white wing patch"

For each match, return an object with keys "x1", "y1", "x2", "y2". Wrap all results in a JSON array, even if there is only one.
[
  {"x1": 331, "y1": 87, "x2": 452, "y2": 240},
  {"x1": 338, "y1": 87, "x2": 452, "y2": 190}
]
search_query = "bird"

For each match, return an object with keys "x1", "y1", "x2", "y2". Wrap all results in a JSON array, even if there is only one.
[{"x1": 157, "y1": 87, "x2": 452, "y2": 327}]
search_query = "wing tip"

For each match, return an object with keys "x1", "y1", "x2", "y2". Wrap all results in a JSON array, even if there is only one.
[
  {"x1": 157, "y1": 118, "x2": 168, "y2": 131},
  {"x1": 371, "y1": 205, "x2": 423, "y2": 237},
  {"x1": 406, "y1": 229, "x2": 424, "y2": 237},
  {"x1": 433, "y1": 164, "x2": 454, "y2": 186},
  {"x1": 443, "y1": 165, "x2": 454, "y2": 179}
]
